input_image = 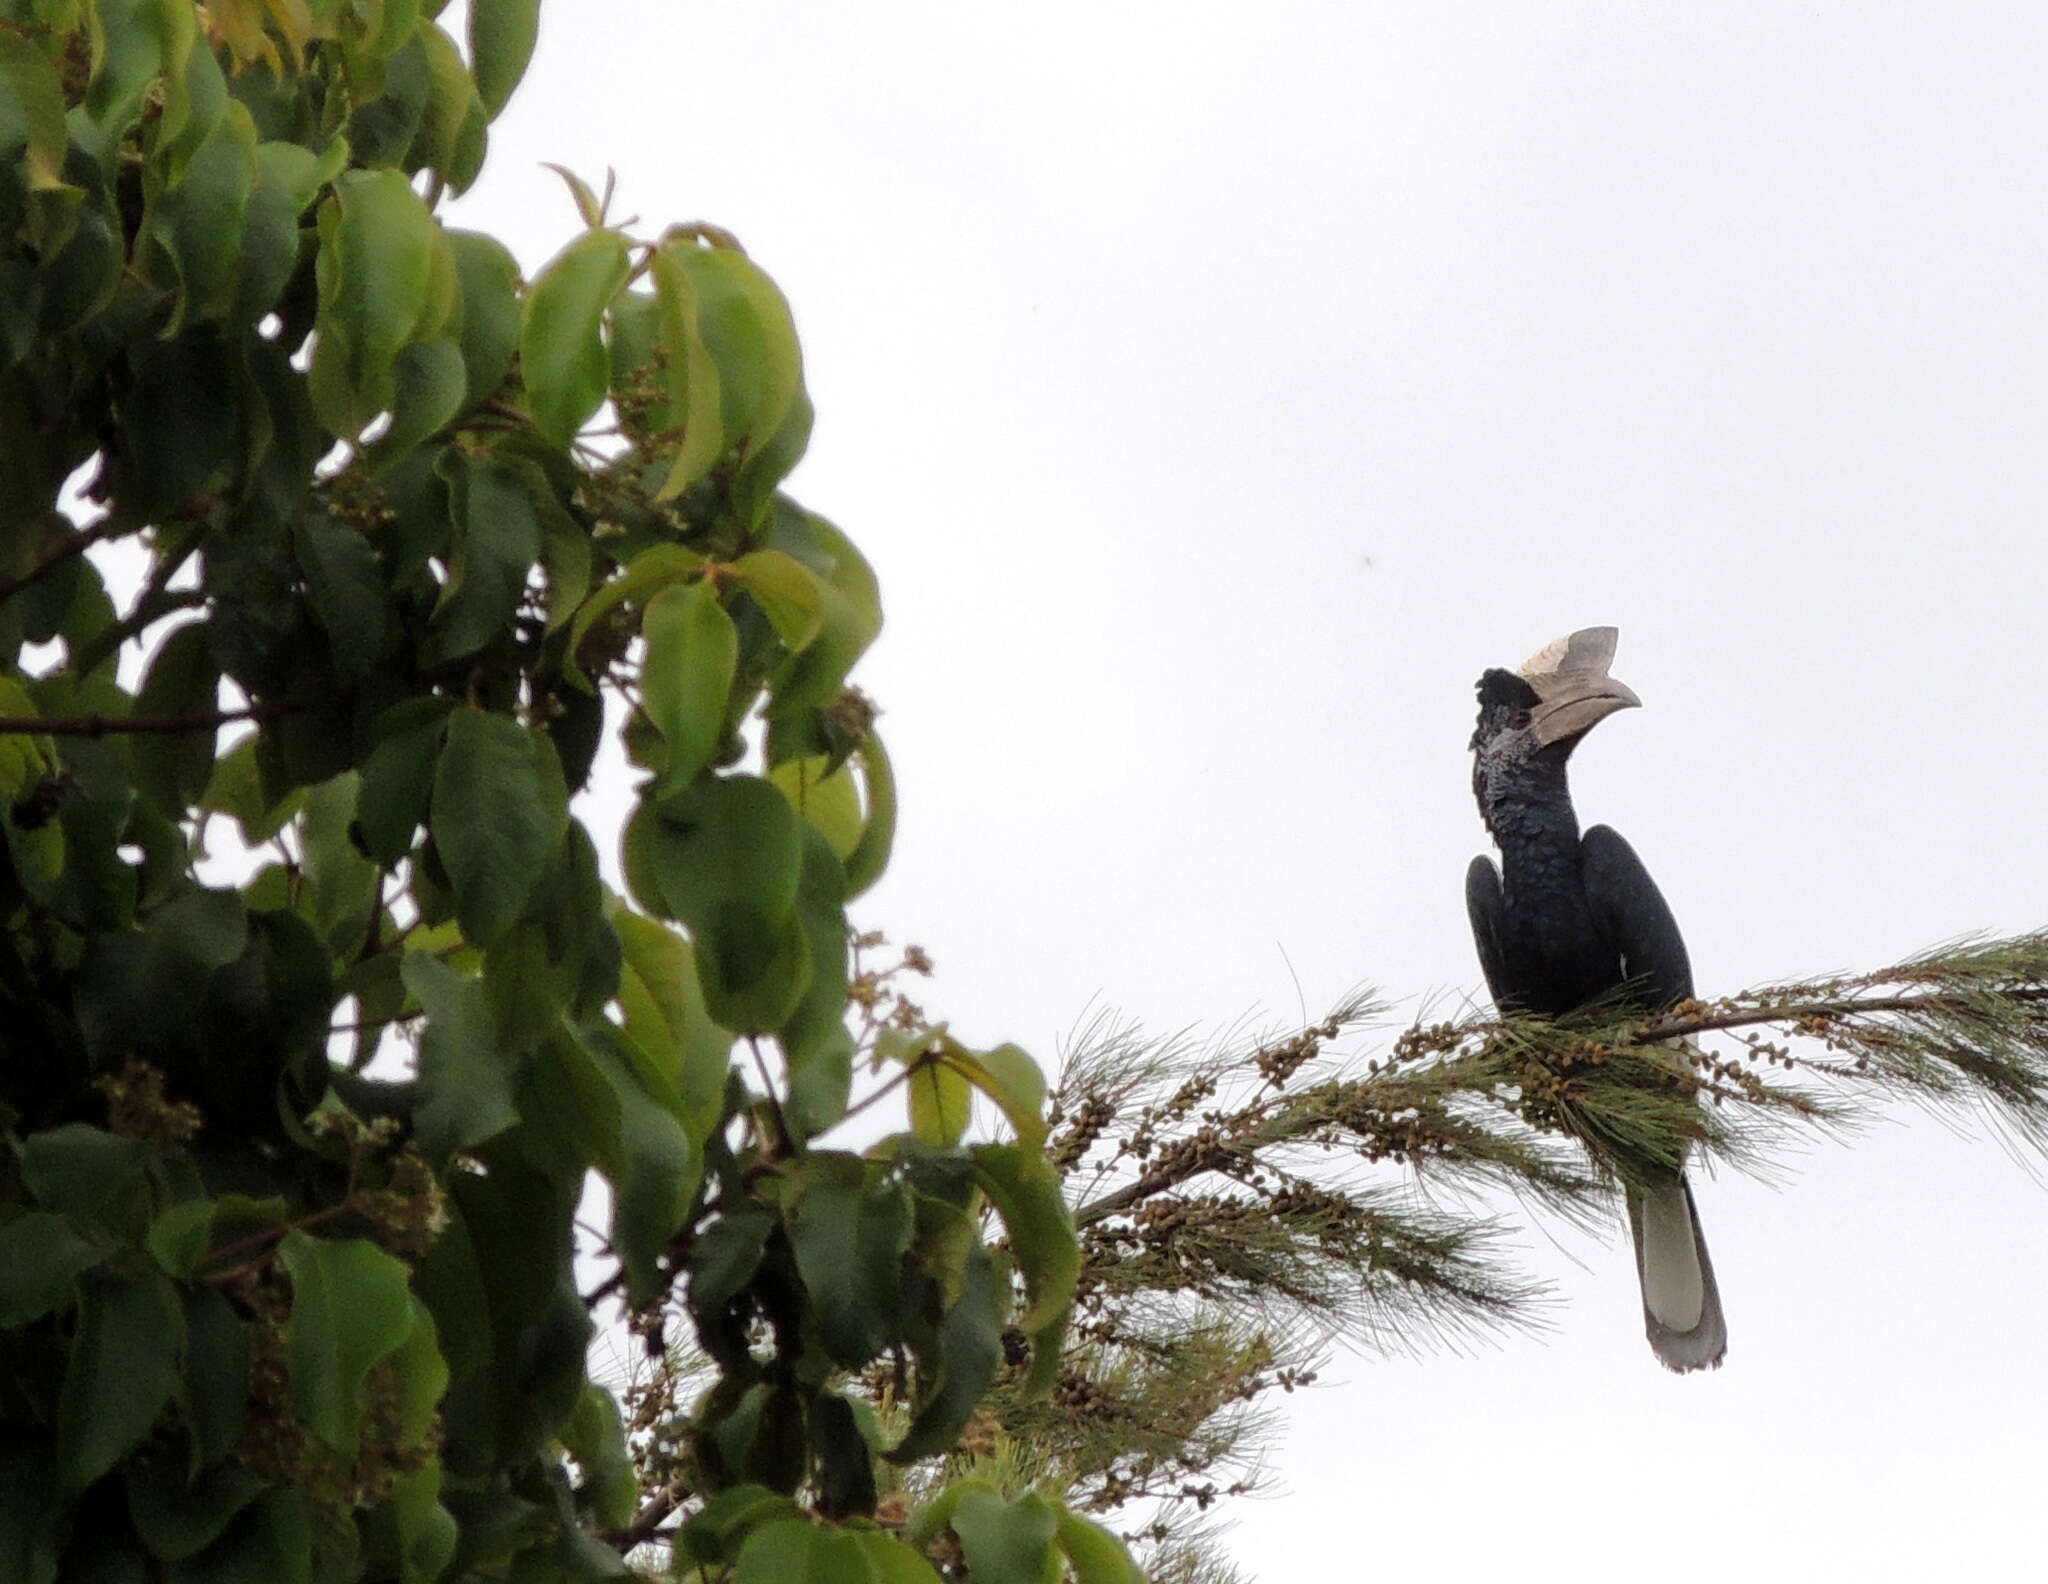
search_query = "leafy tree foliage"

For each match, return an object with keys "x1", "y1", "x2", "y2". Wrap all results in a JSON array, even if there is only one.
[{"x1": 0, "y1": 4, "x2": 1131, "y2": 1580}]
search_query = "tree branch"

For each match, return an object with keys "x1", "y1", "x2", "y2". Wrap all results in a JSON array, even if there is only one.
[
  {"x1": 0, "y1": 699, "x2": 314, "y2": 737},
  {"x1": 0, "y1": 519, "x2": 119, "y2": 606}
]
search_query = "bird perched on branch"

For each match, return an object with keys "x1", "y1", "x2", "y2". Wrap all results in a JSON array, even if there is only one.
[{"x1": 1465, "y1": 626, "x2": 1727, "y2": 1372}]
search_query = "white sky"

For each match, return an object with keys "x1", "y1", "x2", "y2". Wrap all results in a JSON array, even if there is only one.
[{"x1": 451, "y1": 6, "x2": 2048, "y2": 1580}]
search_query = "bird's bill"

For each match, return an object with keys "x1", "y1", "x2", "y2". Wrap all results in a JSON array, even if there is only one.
[
  {"x1": 1517, "y1": 625, "x2": 1640, "y2": 745},
  {"x1": 1527, "y1": 675, "x2": 1641, "y2": 744}
]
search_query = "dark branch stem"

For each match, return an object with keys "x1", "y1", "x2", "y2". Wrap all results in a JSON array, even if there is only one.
[
  {"x1": 604, "y1": 1489, "x2": 683, "y2": 1555},
  {"x1": 0, "y1": 699, "x2": 312, "y2": 737},
  {"x1": 0, "y1": 518, "x2": 119, "y2": 605}
]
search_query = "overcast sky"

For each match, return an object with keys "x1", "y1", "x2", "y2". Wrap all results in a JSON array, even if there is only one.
[{"x1": 452, "y1": 6, "x2": 2048, "y2": 1579}]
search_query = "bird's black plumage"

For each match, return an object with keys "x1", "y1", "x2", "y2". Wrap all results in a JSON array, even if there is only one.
[{"x1": 1466, "y1": 634, "x2": 1727, "y2": 1372}]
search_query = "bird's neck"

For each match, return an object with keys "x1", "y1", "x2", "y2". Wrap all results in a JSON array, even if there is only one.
[{"x1": 1481, "y1": 758, "x2": 1581, "y2": 877}]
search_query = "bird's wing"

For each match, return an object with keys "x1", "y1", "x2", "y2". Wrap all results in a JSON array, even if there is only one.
[
  {"x1": 1580, "y1": 824, "x2": 1694, "y2": 1006},
  {"x1": 1464, "y1": 855, "x2": 1511, "y2": 1007}
]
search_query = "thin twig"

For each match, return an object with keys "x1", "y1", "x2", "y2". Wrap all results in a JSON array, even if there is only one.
[
  {"x1": 0, "y1": 518, "x2": 119, "y2": 605},
  {"x1": 0, "y1": 699, "x2": 316, "y2": 737}
]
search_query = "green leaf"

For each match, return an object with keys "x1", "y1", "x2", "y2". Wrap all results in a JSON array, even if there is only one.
[
  {"x1": 370, "y1": 336, "x2": 468, "y2": 468},
  {"x1": 430, "y1": 708, "x2": 567, "y2": 947},
  {"x1": 468, "y1": 0, "x2": 539, "y2": 117},
  {"x1": 278, "y1": 1231, "x2": 416, "y2": 1458},
  {"x1": 403, "y1": 950, "x2": 518, "y2": 1161},
  {"x1": 962, "y1": 1045, "x2": 1049, "y2": 1154},
  {"x1": 57, "y1": 1268, "x2": 184, "y2": 1493},
  {"x1": 356, "y1": 698, "x2": 453, "y2": 864},
  {"x1": 446, "y1": 229, "x2": 521, "y2": 411},
  {"x1": 852, "y1": 1533, "x2": 946, "y2": 1584},
  {"x1": 641, "y1": 579, "x2": 737, "y2": 790},
  {"x1": 734, "y1": 1518, "x2": 878, "y2": 1584},
  {"x1": 300, "y1": 772, "x2": 381, "y2": 952},
  {"x1": 882, "y1": 1032, "x2": 970, "y2": 1149},
  {"x1": 0, "y1": 1210, "x2": 107, "y2": 1324},
  {"x1": 890, "y1": 1248, "x2": 1003, "y2": 1463},
  {"x1": 294, "y1": 518, "x2": 386, "y2": 678},
  {"x1": 675, "y1": 1484, "x2": 801, "y2": 1567},
  {"x1": 145, "y1": 1197, "x2": 216, "y2": 1280},
  {"x1": 565, "y1": 1025, "x2": 699, "y2": 1301},
  {"x1": 562, "y1": 1386, "x2": 637, "y2": 1531},
  {"x1": 428, "y1": 447, "x2": 544, "y2": 663},
  {"x1": 785, "y1": 1158, "x2": 912, "y2": 1368},
  {"x1": 309, "y1": 169, "x2": 444, "y2": 437},
  {"x1": 626, "y1": 775, "x2": 810, "y2": 1033},
  {"x1": 566, "y1": 542, "x2": 703, "y2": 672},
  {"x1": 840, "y1": 730, "x2": 897, "y2": 899},
  {"x1": 760, "y1": 507, "x2": 884, "y2": 721},
  {"x1": 520, "y1": 228, "x2": 631, "y2": 449},
  {"x1": 730, "y1": 549, "x2": 823, "y2": 651},
  {"x1": 131, "y1": 622, "x2": 220, "y2": 816},
  {"x1": 1053, "y1": 1505, "x2": 1147, "y2": 1584},
  {"x1": 779, "y1": 826, "x2": 853, "y2": 1138},
  {"x1": 648, "y1": 240, "x2": 806, "y2": 508},
  {"x1": 125, "y1": 1452, "x2": 266, "y2": 1563},
  {"x1": 0, "y1": 31, "x2": 81, "y2": 255},
  {"x1": 612, "y1": 909, "x2": 732, "y2": 1147},
  {"x1": 19, "y1": 1124, "x2": 150, "y2": 1223},
  {"x1": 952, "y1": 1489, "x2": 1061, "y2": 1584},
  {"x1": 181, "y1": 1284, "x2": 252, "y2": 1468},
  {"x1": 768, "y1": 756, "x2": 864, "y2": 861},
  {"x1": 970, "y1": 1144, "x2": 1078, "y2": 1336},
  {"x1": 137, "y1": 100, "x2": 258, "y2": 334}
]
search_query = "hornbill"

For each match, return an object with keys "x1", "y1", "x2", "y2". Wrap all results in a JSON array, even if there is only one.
[{"x1": 1465, "y1": 626, "x2": 1727, "y2": 1372}]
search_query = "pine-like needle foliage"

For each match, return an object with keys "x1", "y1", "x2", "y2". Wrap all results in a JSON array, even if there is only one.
[{"x1": 1023, "y1": 931, "x2": 2048, "y2": 1577}]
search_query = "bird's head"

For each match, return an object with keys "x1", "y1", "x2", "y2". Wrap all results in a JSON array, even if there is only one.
[{"x1": 1470, "y1": 626, "x2": 1641, "y2": 814}]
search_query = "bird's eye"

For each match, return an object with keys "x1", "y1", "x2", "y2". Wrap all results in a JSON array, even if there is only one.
[{"x1": 1508, "y1": 709, "x2": 1532, "y2": 731}]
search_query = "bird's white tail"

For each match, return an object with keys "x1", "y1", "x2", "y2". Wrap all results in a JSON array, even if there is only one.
[{"x1": 1626, "y1": 1171, "x2": 1727, "y2": 1372}]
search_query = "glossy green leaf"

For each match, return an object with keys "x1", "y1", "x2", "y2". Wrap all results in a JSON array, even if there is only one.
[
  {"x1": 300, "y1": 772, "x2": 381, "y2": 951},
  {"x1": 309, "y1": 169, "x2": 444, "y2": 437},
  {"x1": 613, "y1": 907, "x2": 732, "y2": 1146},
  {"x1": 0, "y1": 31, "x2": 80, "y2": 254},
  {"x1": 125, "y1": 1451, "x2": 266, "y2": 1562},
  {"x1": 428, "y1": 447, "x2": 544, "y2": 663},
  {"x1": 1053, "y1": 1505, "x2": 1146, "y2": 1584},
  {"x1": 279, "y1": 1231, "x2": 415, "y2": 1458},
  {"x1": 852, "y1": 1533, "x2": 947, "y2": 1584},
  {"x1": 182, "y1": 1283, "x2": 253, "y2": 1469},
  {"x1": 57, "y1": 1268, "x2": 184, "y2": 1493},
  {"x1": 356, "y1": 698, "x2": 453, "y2": 864},
  {"x1": 730, "y1": 548, "x2": 823, "y2": 651},
  {"x1": 626, "y1": 774, "x2": 811, "y2": 1032},
  {"x1": 563, "y1": 1025, "x2": 699, "y2": 1300},
  {"x1": 138, "y1": 100, "x2": 258, "y2": 334},
  {"x1": 785, "y1": 1158, "x2": 912, "y2": 1367},
  {"x1": 0, "y1": 1211, "x2": 106, "y2": 1324},
  {"x1": 734, "y1": 1518, "x2": 878, "y2": 1584},
  {"x1": 952, "y1": 1488, "x2": 1061, "y2": 1584},
  {"x1": 675, "y1": 1484, "x2": 802, "y2": 1567},
  {"x1": 403, "y1": 949, "x2": 518, "y2": 1161},
  {"x1": 566, "y1": 542, "x2": 703, "y2": 671},
  {"x1": 760, "y1": 508, "x2": 884, "y2": 720},
  {"x1": 294, "y1": 515, "x2": 386, "y2": 678},
  {"x1": 882, "y1": 1032, "x2": 970, "y2": 1149},
  {"x1": 648, "y1": 239, "x2": 805, "y2": 507},
  {"x1": 19, "y1": 1124, "x2": 150, "y2": 1223},
  {"x1": 371, "y1": 336, "x2": 469, "y2": 467},
  {"x1": 971, "y1": 1144, "x2": 1078, "y2": 1336},
  {"x1": 520, "y1": 228, "x2": 631, "y2": 449},
  {"x1": 468, "y1": 0, "x2": 539, "y2": 117},
  {"x1": 144, "y1": 1197, "x2": 216, "y2": 1280},
  {"x1": 562, "y1": 1385, "x2": 637, "y2": 1531},
  {"x1": 890, "y1": 1248, "x2": 1003, "y2": 1463},
  {"x1": 130, "y1": 622, "x2": 220, "y2": 816},
  {"x1": 840, "y1": 731, "x2": 897, "y2": 898},
  {"x1": 446, "y1": 229, "x2": 521, "y2": 411},
  {"x1": 963, "y1": 1045, "x2": 1049, "y2": 1153},
  {"x1": 767, "y1": 755, "x2": 864, "y2": 860},
  {"x1": 430, "y1": 708, "x2": 567, "y2": 947},
  {"x1": 641, "y1": 578, "x2": 737, "y2": 789},
  {"x1": 779, "y1": 826, "x2": 854, "y2": 1138}
]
